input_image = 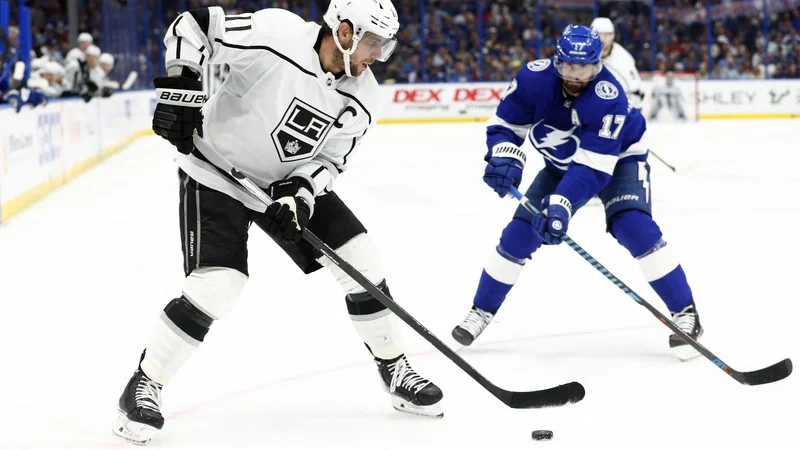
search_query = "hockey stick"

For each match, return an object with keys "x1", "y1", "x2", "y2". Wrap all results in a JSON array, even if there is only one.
[
  {"x1": 223, "y1": 166, "x2": 585, "y2": 409},
  {"x1": 121, "y1": 71, "x2": 138, "y2": 90},
  {"x1": 649, "y1": 150, "x2": 677, "y2": 172},
  {"x1": 509, "y1": 186, "x2": 792, "y2": 386}
]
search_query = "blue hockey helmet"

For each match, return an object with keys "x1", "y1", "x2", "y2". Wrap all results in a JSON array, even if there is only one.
[{"x1": 555, "y1": 25, "x2": 603, "y2": 82}]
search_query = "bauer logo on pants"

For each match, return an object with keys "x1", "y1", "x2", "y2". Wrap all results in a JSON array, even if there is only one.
[{"x1": 272, "y1": 98, "x2": 335, "y2": 162}]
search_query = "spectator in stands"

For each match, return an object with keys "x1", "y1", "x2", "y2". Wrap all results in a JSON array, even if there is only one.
[
  {"x1": 448, "y1": 61, "x2": 469, "y2": 82},
  {"x1": 23, "y1": 0, "x2": 800, "y2": 85}
]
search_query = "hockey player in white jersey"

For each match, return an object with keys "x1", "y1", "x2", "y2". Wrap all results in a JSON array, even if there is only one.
[
  {"x1": 113, "y1": 0, "x2": 443, "y2": 445},
  {"x1": 649, "y1": 71, "x2": 687, "y2": 121},
  {"x1": 591, "y1": 17, "x2": 644, "y2": 109}
]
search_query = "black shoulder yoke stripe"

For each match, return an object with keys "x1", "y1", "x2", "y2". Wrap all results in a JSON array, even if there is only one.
[
  {"x1": 213, "y1": 38, "x2": 316, "y2": 77},
  {"x1": 213, "y1": 38, "x2": 372, "y2": 126},
  {"x1": 172, "y1": 15, "x2": 183, "y2": 37}
]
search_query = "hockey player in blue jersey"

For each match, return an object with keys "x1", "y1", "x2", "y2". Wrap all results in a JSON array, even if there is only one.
[
  {"x1": 451, "y1": 25, "x2": 703, "y2": 361},
  {"x1": 0, "y1": 26, "x2": 49, "y2": 113}
]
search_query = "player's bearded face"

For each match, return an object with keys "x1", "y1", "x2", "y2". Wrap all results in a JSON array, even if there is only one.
[{"x1": 559, "y1": 63, "x2": 594, "y2": 96}]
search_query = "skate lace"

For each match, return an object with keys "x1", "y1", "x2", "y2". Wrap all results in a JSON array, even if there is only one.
[
  {"x1": 389, "y1": 356, "x2": 430, "y2": 395},
  {"x1": 135, "y1": 377, "x2": 163, "y2": 413},
  {"x1": 672, "y1": 305, "x2": 697, "y2": 334},
  {"x1": 459, "y1": 308, "x2": 493, "y2": 336}
]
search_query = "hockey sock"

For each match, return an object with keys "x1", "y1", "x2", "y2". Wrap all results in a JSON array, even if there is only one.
[
  {"x1": 316, "y1": 234, "x2": 404, "y2": 360},
  {"x1": 474, "y1": 218, "x2": 541, "y2": 314},
  {"x1": 141, "y1": 296, "x2": 211, "y2": 384},
  {"x1": 346, "y1": 281, "x2": 404, "y2": 360},
  {"x1": 611, "y1": 210, "x2": 693, "y2": 313}
]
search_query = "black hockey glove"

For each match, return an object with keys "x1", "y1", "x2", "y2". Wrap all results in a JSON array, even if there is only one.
[
  {"x1": 152, "y1": 76, "x2": 205, "y2": 155},
  {"x1": 85, "y1": 80, "x2": 99, "y2": 94},
  {"x1": 263, "y1": 177, "x2": 314, "y2": 243}
]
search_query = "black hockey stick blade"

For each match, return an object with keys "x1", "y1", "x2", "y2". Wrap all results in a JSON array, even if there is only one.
[
  {"x1": 225, "y1": 166, "x2": 586, "y2": 409},
  {"x1": 736, "y1": 358, "x2": 793, "y2": 386},
  {"x1": 304, "y1": 226, "x2": 587, "y2": 409},
  {"x1": 495, "y1": 382, "x2": 585, "y2": 409}
]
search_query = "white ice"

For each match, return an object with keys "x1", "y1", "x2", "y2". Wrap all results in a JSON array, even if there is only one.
[{"x1": 0, "y1": 120, "x2": 798, "y2": 450}]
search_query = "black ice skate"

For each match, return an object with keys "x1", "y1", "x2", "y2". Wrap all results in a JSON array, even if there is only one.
[
  {"x1": 669, "y1": 302, "x2": 704, "y2": 361},
  {"x1": 451, "y1": 306, "x2": 494, "y2": 346},
  {"x1": 113, "y1": 354, "x2": 164, "y2": 446},
  {"x1": 376, "y1": 354, "x2": 443, "y2": 418}
]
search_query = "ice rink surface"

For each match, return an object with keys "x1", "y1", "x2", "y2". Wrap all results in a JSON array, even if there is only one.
[{"x1": 1, "y1": 120, "x2": 798, "y2": 450}]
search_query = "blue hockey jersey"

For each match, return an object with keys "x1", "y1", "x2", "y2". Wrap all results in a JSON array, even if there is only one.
[{"x1": 486, "y1": 58, "x2": 648, "y2": 206}]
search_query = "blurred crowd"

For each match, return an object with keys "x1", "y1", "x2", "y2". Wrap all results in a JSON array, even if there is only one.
[
  {"x1": 0, "y1": 2, "x2": 123, "y2": 112},
  {"x1": 2, "y1": 0, "x2": 798, "y2": 100},
  {"x1": 374, "y1": 0, "x2": 800, "y2": 83}
]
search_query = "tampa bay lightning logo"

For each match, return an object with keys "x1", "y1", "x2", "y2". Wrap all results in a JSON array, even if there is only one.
[
  {"x1": 590, "y1": 27, "x2": 599, "y2": 39},
  {"x1": 527, "y1": 59, "x2": 551, "y2": 72},
  {"x1": 595, "y1": 81, "x2": 619, "y2": 100},
  {"x1": 528, "y1": 120, "x2": 580, "y2": 170}
]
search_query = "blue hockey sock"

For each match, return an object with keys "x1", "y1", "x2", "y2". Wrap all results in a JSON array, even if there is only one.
[
  {"x1": 647, "y1": 264, "x2": 693, "y2": 313},
  {"x1": 473, "y1": 266, "x2": 517, "y2": 314},
  {"x1": 611, "y1": 211, "x2": 693, "y2": 313},
  {"x1": 473, "y1": 219, "x2": 541, "y2": 314}
]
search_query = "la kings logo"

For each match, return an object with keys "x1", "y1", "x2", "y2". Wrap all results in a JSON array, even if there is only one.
[{"x1": 272, "y1": 98, "x2": 335, "y2": 162}]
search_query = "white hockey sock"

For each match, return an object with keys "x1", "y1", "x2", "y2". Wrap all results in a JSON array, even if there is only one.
[
  {"x1": 350, "y1": 309, "x2": 405, "y2": 360},
  {"x1": 140, "y1": 312, "x2": 200, "y2": 385}
]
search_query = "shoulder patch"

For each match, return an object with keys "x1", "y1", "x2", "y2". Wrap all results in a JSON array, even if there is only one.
[
  {"x1": 527, "y1": 59, "x2": 551, "y2": 72},
  {"x1": 595, "y1": 81, "x2": 619, "y2": 100}
]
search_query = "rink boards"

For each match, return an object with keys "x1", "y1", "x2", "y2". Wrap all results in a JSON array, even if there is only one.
[
  {"x1": 378, "y1": 78, "x2": 800, "y2": 123},
  {"x1": 1, "y1": 78, "x2": 798, "y2": 224},
  {"x1": 0, "y1": 91, "x2": 155, "y2": 223}
]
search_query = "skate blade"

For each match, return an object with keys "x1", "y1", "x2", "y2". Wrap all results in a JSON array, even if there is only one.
[
  {"x1": 112, "y1": 410, "x2": 158, "y2": 446},
  {"x1": 391, "y1": 395, "x2": 444, "y2": 419},
  {"x1": 672, "y1": 344, "x2": 702, "y2": 362}
]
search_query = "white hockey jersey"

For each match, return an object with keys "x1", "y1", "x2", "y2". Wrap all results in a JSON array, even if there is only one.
[
  {"x1": 602, "y1": 42, "x2": 643, "y2": 109},
  {"x1": 63, "y1": 59, "x2": 106, "y2": 93},
  {"x1": 65, "y1": 47, "x2": 85, "y2": 64},
  {"x1": 652, "y1": 82, "x2": 682, "y2": 99},
  {"x1": 165, "y1": 7, "x2": 379, "y2": 212},
  {"x1": 27, "y1": 72, "x2": 65, "y2": 97}
]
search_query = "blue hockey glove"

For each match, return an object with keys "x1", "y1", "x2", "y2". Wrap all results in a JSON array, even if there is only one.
[
  {"x1": 531, "y1": 195, "x2": 572, "y2": 245},
  {"x1": 2, "y1": 89, "x2": 23, "y2": 113},
  {"x1": 483, "y1": 143, "x2": 527, "y2": 198},
  {"x1": 26, "y1": 89, "x2": 49, "y2": 108}
]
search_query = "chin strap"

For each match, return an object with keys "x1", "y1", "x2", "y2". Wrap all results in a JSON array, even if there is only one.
[{"x1": 331, "y1": 27, "x2": 360, "y2": 77}]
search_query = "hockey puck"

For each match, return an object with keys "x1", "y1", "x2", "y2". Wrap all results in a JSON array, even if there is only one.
[{"x1": 531, "y1": 430, "x2": 553, "y2": 441}]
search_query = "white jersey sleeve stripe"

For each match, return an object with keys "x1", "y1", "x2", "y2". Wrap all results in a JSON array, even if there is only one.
[
  {"x1": 572, "y1": 148, "x2": 619, "y2": 175},
  {"x1": 290, "y1": 161, "x2": 337, "y2": 196},
  {"x1": 487, "y1": 114, "x2": 531, "y2": 139},
  {"x1": 621, "y1": 129, "x2": 650, "y2": 159}
]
